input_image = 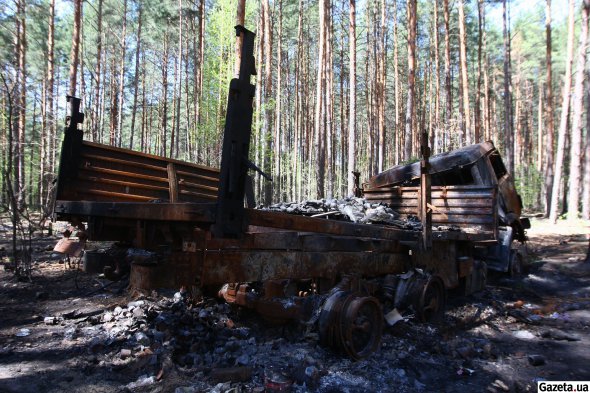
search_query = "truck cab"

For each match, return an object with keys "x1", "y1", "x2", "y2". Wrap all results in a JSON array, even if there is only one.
[{"x1": 363, "y1": 141, "x2": 529, "y2": 274}]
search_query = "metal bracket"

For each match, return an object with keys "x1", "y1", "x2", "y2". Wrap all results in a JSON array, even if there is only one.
[{"x1": 55, "y1": 96, "x2": 85, "y2": 203}]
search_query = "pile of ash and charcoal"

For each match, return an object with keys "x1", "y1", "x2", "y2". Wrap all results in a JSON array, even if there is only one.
[{"x1": 259, "y1": 197, "x2": 423, "y2": 231}]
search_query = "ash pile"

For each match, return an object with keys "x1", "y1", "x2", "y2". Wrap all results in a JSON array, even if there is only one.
[
  {"x1": 43, "y1": 289, "x2": 447, "y2": 392},
  {"x1": 259, "y1": 197, "x2": 422, "y2": 231}
]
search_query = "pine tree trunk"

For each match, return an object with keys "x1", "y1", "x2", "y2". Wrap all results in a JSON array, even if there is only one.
[
  {"x1": 129, "y1": 5, "x2": 142, "y2": 150},
  {"x1": 347, "y1": 0, "x2": 357, "y2": 196},
  {"x1": 433, "y1": 0, "x2": 440, "y2": 153},
  {"x1": 549, "y1": 0, "x2": 576, "y2": 223},
  {"x1": 377, "y1": 0, "x2": 386, "y2": 172},
  {"x1": 16, "y1": 0, "x2": 27, "y2": 209},
  {"x1": 544, "y1": 0, "x2": 555, "y2": 217},
  {"x1": 29, "y1": 92, "x2": 37, "y2": 207},
  {"x1": 116, "y1": 0, "x2": 127, "y2": 147},
  {"x1": 161, "y1": 22, "x2": 169, "y2": 157},
  {"x1": 326, "y1": 0, "x2": 334, "y2": 198},
  {"x1": 458, "y1": 0, "x2": 471, "y2": 145},
  {"x1": 43, "y1": 0, "x2": 55, "y2": 207},
  {"x1": 393, "y1": 0, "x2": 400, "y2": 163},
  {"x1": 69, "y1": 0, "x2": 81, "y2": 96},
  {"x1": 39, "y1": 77, "x2": 46, "y2": 207},
  {"x1": 172, "y1": 0, "x2": 183, "y2": 159},
  {"x1": 254, "y1": 11, "x2": 263, "y2": 200},
  {"x1": 274, "y1": 0, "x2": 283, "y2": 201},
  {"x1": 582, "y1": 67, "x2": 590, "y2": 220},
  {"x1": 109, "y1": 55, "x2": 118, "y2": 146},
  {"x1": 475, "y1": 0, "x2": 483, "y2": 143},
  {"x1": 93, "y1": 0, "x2": 103, "y2": 141},
  {"x1": 443, "y1": 0, "x2": 452, "y2": 152},
  {"x1": 141, "y1": 49, "x2": 147, "y2": 152},
  {"x1": 262, "y1": 0, "x2": 273, "y2": 203},
  {"x1": 404, "y1": 0, "x2": 417, "y2": 161},
  {"x1": 235, "y1": 0, "x2": 246, "y2": 77},
  {"x1": 537, "y1": 83, "x2": 543, "y2": 173},
  {"x1": 567, "y1": 0, "x2": 589, "y2": 220},
  {"x1": 339, "y1": 31, "x2": 345, "y2": 196},
  {"x1": 502, "y1": 0, "x2": 514, "y2": 174},
  {"x1": 293, "y1": 0, "x2": 304, "y2": 200},
  {"x1": 314, "y1": 0, "x2": 326, "y2": 198}
]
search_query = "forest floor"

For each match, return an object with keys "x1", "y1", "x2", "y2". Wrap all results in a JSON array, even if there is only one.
[{"x1": 0, "y1": 217, "x2": 589, "y2": 393}]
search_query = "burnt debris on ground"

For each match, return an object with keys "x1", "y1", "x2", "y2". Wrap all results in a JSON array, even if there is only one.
[{"x1": 1, "y1": 221, "x2": 590, "y2": 393}]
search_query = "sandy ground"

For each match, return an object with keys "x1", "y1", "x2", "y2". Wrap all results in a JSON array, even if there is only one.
[{"x1": 0, "y1": 217, "x2": 588, "y2": 392}]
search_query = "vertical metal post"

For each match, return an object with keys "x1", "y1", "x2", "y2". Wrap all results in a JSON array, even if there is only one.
[
  {"x1": 55, "y1": 96, "x2": 85, "y2": 201},
  {"x1": 420, "y1": 131, "x2": 432, "y2": 250},
  {"x1": 213, "y1": 26, "x2": 257, "y2": 238}
]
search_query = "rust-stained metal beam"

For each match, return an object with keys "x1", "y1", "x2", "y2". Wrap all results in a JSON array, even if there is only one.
[
  {"x1": 201, "y1": 250, "x2": 409, "y2": 285},
  {"x1": 54, "y1": 201, "x2": 216, "y2": 222},
  {"x1": 206, "y1": 231, "x2": 405, "y2": 253}
]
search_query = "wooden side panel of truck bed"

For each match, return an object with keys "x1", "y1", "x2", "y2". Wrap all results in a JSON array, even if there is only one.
[{"x1": 56, "y1": 140, "x2": 220, "y2": 203}]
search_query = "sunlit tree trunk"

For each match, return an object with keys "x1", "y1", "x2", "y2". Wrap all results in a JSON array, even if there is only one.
[
  {"x1": 314, "y1": 0, "x2": 326, "y2": 198},
  {"x1": 377, "y1": 0, "x2": 386, "y2": 172},
  {"x1": 160, "y1": 22, "x2": 170, "y2": 156},
  {"x1": 274, "y1": 0, "x2": 282, "y2": 201},
  {"x1": 502, "y1": 0, "x2": 514, "y2": 174},
  {"x1": 235, "y1": 0, "x2": 246, "y2": 77},
  {"x1": 42, "y1": 0, "x2": 55, "y2": 207},
  {"x1": 16, "y1": 0, "x2": 27, "y2": 209},
  {"x1": 404, "y1": 0, "x2": 417, "y2": 161},
  {"x1": 393, "y1": 1, "x2": 400, "y2": 163},
  {"x1": 347, "y1": 0, "x2": 356, "y2": 195},
  {"x1": 93, "y1": 0, "x2": 103, "y2": 141},
  {"x1": 549, "y1": 0, "x2": 576, "y2": 223},
  {"x1": 443, "y1": 0, "x2": 452, "y2": 152},
  {"x1": 69, "y1": 0, "x2": 81, "y2": 96},
  {"x1": 432, "y1": 0, "x2": 440, "y2": 153},
  {"x1": 544, "y1": 0, "x2": 555, "y2": 217},
  {"x1": 129, "y1": 5, "x2": 142, "y2": 150},
  {"x1": 475, "y1": 0, "x2": 484, "y2": 143},
  {"x1": 458, "y1": 0, "x2": 471, "y2": 145},
  {"x1": 567, "y1": 0, "x2": 589, "y2": 220},
  {"x1": 582, "y1": 67, "x2": 590, "y2": 220},
  {"x1": 262, "y1": 0, "x2": 273, "y2": 203}
]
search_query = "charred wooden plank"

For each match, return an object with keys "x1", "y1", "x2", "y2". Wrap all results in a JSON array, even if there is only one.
[{"x1": 82, "y1": 140, "x2": 220, "y2": 175}]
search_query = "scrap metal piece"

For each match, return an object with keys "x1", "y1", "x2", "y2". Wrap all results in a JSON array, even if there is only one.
[
  {"x1": 318, "y1": 288, "x2": 383, "y2": 360},
  {"x1": 53, "y1": 238, "x2": 85, "y2": 258},
  {"x1": 419, "y1": 131, "x2": 432, "y2": 250}
]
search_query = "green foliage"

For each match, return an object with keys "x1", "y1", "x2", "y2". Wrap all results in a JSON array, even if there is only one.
[
  {"x1": 0, "y1": 0, "x2": 581, "y2": 209},
  {"x1": 515, "y1": 164, "x2": 544, "y2": 211}
]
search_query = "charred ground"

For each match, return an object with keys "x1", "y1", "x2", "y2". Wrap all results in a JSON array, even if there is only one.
[{"x1": 0, "y1": 218, "x2": 589, "y2": 393}]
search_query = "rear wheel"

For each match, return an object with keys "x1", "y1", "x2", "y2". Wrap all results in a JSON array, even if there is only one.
[{"x1": 416, "y1": 278, "x2": 446, "y2": 323}]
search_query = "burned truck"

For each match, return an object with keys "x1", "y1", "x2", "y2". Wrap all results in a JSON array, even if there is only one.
[
  {"x1": 363, "y1": 142, "x2": 530, "y2": 275},
  {"x1": 52, "y1": 26, "x2": 525, "y2": 359}
]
